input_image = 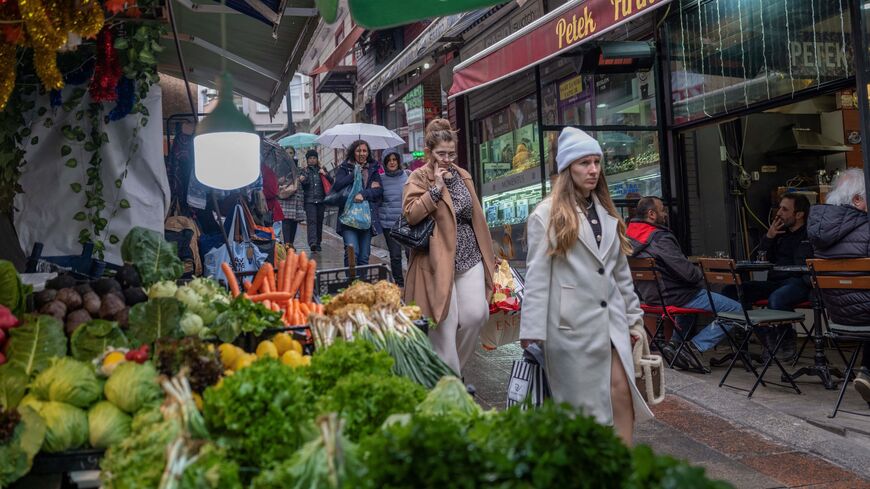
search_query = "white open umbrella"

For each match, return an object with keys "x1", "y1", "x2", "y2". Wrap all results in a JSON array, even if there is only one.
[{"x1": 315, "y1": 123, "x2": 404, "y2": 150}]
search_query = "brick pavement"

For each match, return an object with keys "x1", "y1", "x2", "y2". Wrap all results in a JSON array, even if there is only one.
[{"x1": 464, "y1": 344, "x2": 870, "y2": 489}]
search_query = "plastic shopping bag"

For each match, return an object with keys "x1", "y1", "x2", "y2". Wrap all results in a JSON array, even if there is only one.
[{"x1": 339, "y1": 165, "x2": 372, "y2": 230}]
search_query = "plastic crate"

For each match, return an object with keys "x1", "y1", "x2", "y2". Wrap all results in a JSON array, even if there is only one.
[{"x1": 314, "y1": 264, "x2": 391, "y2": 297}]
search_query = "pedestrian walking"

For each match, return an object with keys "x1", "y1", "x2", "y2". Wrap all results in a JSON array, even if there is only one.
[
  {"x1": 332, "y1": 139, "x2": 383, "y2": 266},
  {"x1": 277, "y1": 146, "x2": 306, "y2": 248},
  {"x1": 298, "y1": 149, "x2": 332, "y2": 252},
  {"x1": 402, "y1": 119, "x2": 495, "y2": 377},
  {"x1": 379, "y1": 150, "x2": 408, "y2": 286},
  {"x1": 519, "y1": 127, "x2": 653, "y2": 444}
]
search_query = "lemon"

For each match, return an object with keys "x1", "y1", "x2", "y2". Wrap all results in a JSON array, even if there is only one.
[
  {"x1": 256, "y1": 340, "x2": 279, "y2": 359},
  {"x1": 289, "y1": 339, "x2": 303, "y2": 355},
  {"x1": 300, "y1": 355, "x2": 311, "y2": 367},
  {"x1": 219, "y1": 344, "x2": 242, "y2": 369},
  {"x1": 103, "y1": 351, "x2": 126, "y2": 368},
  {"x1": 233, "y1": 353, "x2": 256, "y2": 371},
  {"x1": 272, "y1": 333, "x2": 294, "y2": 355},
  {"x1": 281, "y1": 350, "x2": 303, "y2": 368}
]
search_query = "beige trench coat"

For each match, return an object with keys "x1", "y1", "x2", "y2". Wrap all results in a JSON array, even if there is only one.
[
  {"x1": 519, "y1": 197, "x2": 654, "y2": 426},
  {"x1": 402, "y1": 162, "x2": 495, "y2": 324}
]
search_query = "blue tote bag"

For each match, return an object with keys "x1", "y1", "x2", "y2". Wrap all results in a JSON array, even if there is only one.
[
  {"x1": 204, "y1": 204, "x2": 267, "y2": 284},
  {"x1": 339, "y1": 165, "x2": 372, "y2": 230}
]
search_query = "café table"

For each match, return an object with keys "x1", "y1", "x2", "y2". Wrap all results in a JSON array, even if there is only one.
[{"x1": 734, "y1": 262, "x2": 842, "y2": 390}]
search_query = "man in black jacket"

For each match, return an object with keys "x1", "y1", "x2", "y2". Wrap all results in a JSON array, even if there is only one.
[
  {"x1": 298, "y1": 150, "x2": 333, "y2": 252},
  {"x1": 628, "y1": 197, "x2": 743, "y2": 368},
  {"x1": 807, "y1": 169, "x2": 870, "y2": 404},
  {"x1": 729, "y1": 193, "x2": 814, "y2": 361}
]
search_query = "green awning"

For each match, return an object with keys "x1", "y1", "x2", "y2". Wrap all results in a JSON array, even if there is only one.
[
  {"x1": 158, "y1": 0, "x2": 318, "y2": 116},
  {"x1": 316, "y1": 0, "x2": 508, "y2": 29}
]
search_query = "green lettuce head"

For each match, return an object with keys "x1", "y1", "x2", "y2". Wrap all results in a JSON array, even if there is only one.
[
  {"x1": 36, "y1": 401, "x2": 89, "y2": 453},
  {"x1": 88, "y1": 401, "x2": 132, "y2": 449},
  {"x1": 104, "y1": 362, "x2": 162, "y2": 414},
  {"x1": 30, "y1": 357, "x2": 102, "y2": 408}
]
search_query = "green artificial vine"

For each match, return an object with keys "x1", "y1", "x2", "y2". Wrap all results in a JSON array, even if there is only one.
[
  {"x1": 0, "y1": 4, "x2": 164, "y2": 259},
  {"x1": 0, "y1": 84, "x2": 37, "y2": 216}
]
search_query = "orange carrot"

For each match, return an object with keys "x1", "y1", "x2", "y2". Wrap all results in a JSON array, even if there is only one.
[
  {"x1": 302, "y1": 260, "x2": 316, "y2": 303},
  {"x1": 243, "y1": 280, "x2": 253, "y2": 292},
  {"x1": 299, "y1": 302, "x2": 310, "y2": 315},
  {"x1": 247, "y1": 292, "x2": 293, "y2": 302},
  {"x1": 250, "y1": 266, "x2": 268, "y2": 293},
  {"x1": 276, "y1": 260, "x2": 285, "y2": 294},
  {"x1": 288, "y1": 254, "x2": 308, "y2": 298},
  {"x1": 283, "y1": 252, "x2": 297, "y2": 292},
  {"x1": 264, "y1": 300, "x2": 272, "y2": 310},
  {"x1": 264, "y1": 263, "x2": 276, "y2": 291},
  {"x1": 221, "y1": 263, "x2": 240, "y2": 297}
]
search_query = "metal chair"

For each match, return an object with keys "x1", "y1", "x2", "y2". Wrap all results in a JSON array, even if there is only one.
[
  {"x1": 752, "y1": 298, "x2": 814, "y2": 366},
  {"x1": 807, "y1": 258, "x2": 870, "y2": 418},
  {"x1": 628, "y1": 257, "x2": 710, "y2": 373},
  {"x1": 698, "y1": 258, "x2": 804, "y2": 397}
]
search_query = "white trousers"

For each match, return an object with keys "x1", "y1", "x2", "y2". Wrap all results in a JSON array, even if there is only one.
[{"x1": 429, "y1": 261, "x2": 489, "y2": 377}]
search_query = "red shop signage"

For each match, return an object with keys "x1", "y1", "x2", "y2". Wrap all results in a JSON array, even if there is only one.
[{"x1": 450, "y1": 0, "x2": 671, "y2": 97}]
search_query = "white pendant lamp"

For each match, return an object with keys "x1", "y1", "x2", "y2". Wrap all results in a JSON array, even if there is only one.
[{"x1": 194, "y1": 73, "x2": 260, "y2": 190}]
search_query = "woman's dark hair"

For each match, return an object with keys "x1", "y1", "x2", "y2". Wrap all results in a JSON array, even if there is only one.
[{"x1": 344, "y1": 139, "x2": 374, "y2": 165}]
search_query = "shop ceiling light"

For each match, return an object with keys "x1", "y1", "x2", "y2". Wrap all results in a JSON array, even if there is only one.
[
  {"x1": 194, "y1": 73, "x2": 260, "y2": 190},
  {"x1": 423, "y1": 62, "x2": 431, "y2": 69}
]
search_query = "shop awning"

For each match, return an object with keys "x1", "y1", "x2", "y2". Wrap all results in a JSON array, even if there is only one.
[
  {"x1": 159, "y1": 0, "x2": 318, "y2": 116},
  {"x1": 309, "y1": 26, "x2": 366, "y2": 75},
  {"x1": 360, "y1": 12, "x2": 467, "y2": 104},
  {"x1": 450, "y1": 0, "x2": 672, "y2": 98}
]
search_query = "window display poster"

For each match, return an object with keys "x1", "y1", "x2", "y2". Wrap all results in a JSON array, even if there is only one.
[{"x1": 542, "y1": 83, "x2": 558, "y2": 125}]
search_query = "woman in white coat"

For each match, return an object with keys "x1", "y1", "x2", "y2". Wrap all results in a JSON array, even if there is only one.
[{"x1": 519, "y1": 127, "x2": 653, "y2": 444}]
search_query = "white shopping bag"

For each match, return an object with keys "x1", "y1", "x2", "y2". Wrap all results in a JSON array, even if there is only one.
[{"x1": 480, "y1": 310, "x2": 520, "y2": 350}]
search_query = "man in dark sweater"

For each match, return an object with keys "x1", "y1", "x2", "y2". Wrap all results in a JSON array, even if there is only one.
[
  {"x1": 628, "y1": 197, "x2": 743, "y2": 368},
  {"x1": 729, "y1": 193, "x2": 814, "y2": 360}
]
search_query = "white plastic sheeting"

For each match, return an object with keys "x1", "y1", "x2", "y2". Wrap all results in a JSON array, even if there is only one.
[{"x1": 14, "y1": 85, "x2": 169, "y2": 265}]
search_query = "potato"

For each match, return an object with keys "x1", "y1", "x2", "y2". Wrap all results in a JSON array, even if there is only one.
[
  {"x1": 74, "y1": 283, "x2": 94, "y2": 296},
  {"x1": 56, "y1": 288, "x2": 83, "y2": 310},
  {"x1": 82, "y1": 291, "x2": 101, "y2": 316},
  {"x1": 65, "y1": 309, "x2": 92, "y2": 336},
  {"x1": 99, "y1": 293, "x2": 126, "y2": 319},
  {"x1": 39, "y1": 300, "x2": 67, "y2": 321},
  {"x1": 34, "y1": 289, "x2": 57, "y2": 308}
]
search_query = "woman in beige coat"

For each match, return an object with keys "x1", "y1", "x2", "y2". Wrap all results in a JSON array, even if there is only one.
[
  {"x1": 519, "y1": 127, "x2": 653, "y2": 444},
  {"x1": 403, "y1": 119, "x2": 495, "y2": 377}
]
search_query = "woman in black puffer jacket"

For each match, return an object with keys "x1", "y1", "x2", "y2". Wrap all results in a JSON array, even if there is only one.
[{"x1": 807, "y1": 169, "x2": 869, "y2": 403}]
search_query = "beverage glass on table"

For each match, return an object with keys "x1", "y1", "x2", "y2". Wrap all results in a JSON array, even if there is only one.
[{"x1": 757, "y1": 251, "x2": 767, "y2": 263}]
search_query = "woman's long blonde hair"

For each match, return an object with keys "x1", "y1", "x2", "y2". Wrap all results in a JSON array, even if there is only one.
[{"x1": 547, "y1": 163, "x2": 631, "y2": 257}]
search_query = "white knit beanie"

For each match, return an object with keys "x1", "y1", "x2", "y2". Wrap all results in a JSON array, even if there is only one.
[{"x1": 556, "y1": 127, "x2": 603, "y2": 173}]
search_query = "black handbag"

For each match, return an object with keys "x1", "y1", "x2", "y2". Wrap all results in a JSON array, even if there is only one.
[
  {"x1": 323, "y1": 186, "x2": 351, "y2": 207},
  {"x1": 390, "y1": 214, "x2": 435, "y2": 250}
]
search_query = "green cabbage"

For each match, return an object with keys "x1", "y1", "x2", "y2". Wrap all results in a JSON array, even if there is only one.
[
  {"x1": 35, "y1": 401, "x2": 89, "y2": 453},
  {"x1": 415, "y1": 376, "x2": 482, "y2": 420},
  {"x1": 104, "y1": 362, "x2": 162, "y2": 414},
  {"x1": 19, "y1": 394, "x2": 44, "y2": 413},
  {"x1": 88, "y1": 401, "x2": 132, "y2": 449},
  {"x1": 30, "y1": 357, "x2": 102, "y2": 408}
]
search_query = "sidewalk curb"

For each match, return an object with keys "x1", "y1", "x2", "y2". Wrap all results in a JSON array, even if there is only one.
[{"x1": 663, "y1": 369, "x2": 870, "y2": 480}]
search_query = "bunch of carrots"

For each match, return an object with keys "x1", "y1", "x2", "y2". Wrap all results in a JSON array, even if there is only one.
[{"x1": 220, "y1": 249, "x2": 324, "y2": 325}]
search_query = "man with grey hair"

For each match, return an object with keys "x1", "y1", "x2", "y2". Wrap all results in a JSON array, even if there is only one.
[{"x1": 807, "y1": 169, "x2": 869, "y2": 404}]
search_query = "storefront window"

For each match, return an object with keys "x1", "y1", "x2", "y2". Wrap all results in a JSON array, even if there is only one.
[
  {"x1": 478, "y1": 94, "x2": 541, "y2": 185},
  {"x1": 665, "y1": 0, "x2": 853, "y2": 124},
  {"x1": 544, "y1": 129, "x2": 660, "y2": 200},
  {"x1": 541, "y1": 72, "x2": 657, "y2": 127}
]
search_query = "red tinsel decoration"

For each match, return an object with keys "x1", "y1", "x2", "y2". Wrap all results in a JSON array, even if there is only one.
[{"x1": 89, "y1": 26, "x2": 121, "y2": 102}]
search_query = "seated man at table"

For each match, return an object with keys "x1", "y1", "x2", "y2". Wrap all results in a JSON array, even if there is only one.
[
  {"x1": 628, "y1": 196, "x2": 743, "y2": 369},
  {"x1": 728, "y1": 193, "x2": 814, "y2": 362},
  {"x1": 807, "y1": 169, "x2": 870, "y2": 403}
]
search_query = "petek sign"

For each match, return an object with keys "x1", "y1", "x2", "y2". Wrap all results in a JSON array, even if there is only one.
[{"x1": 450, "y1": 0, "x2": 671, "y2": 97}]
